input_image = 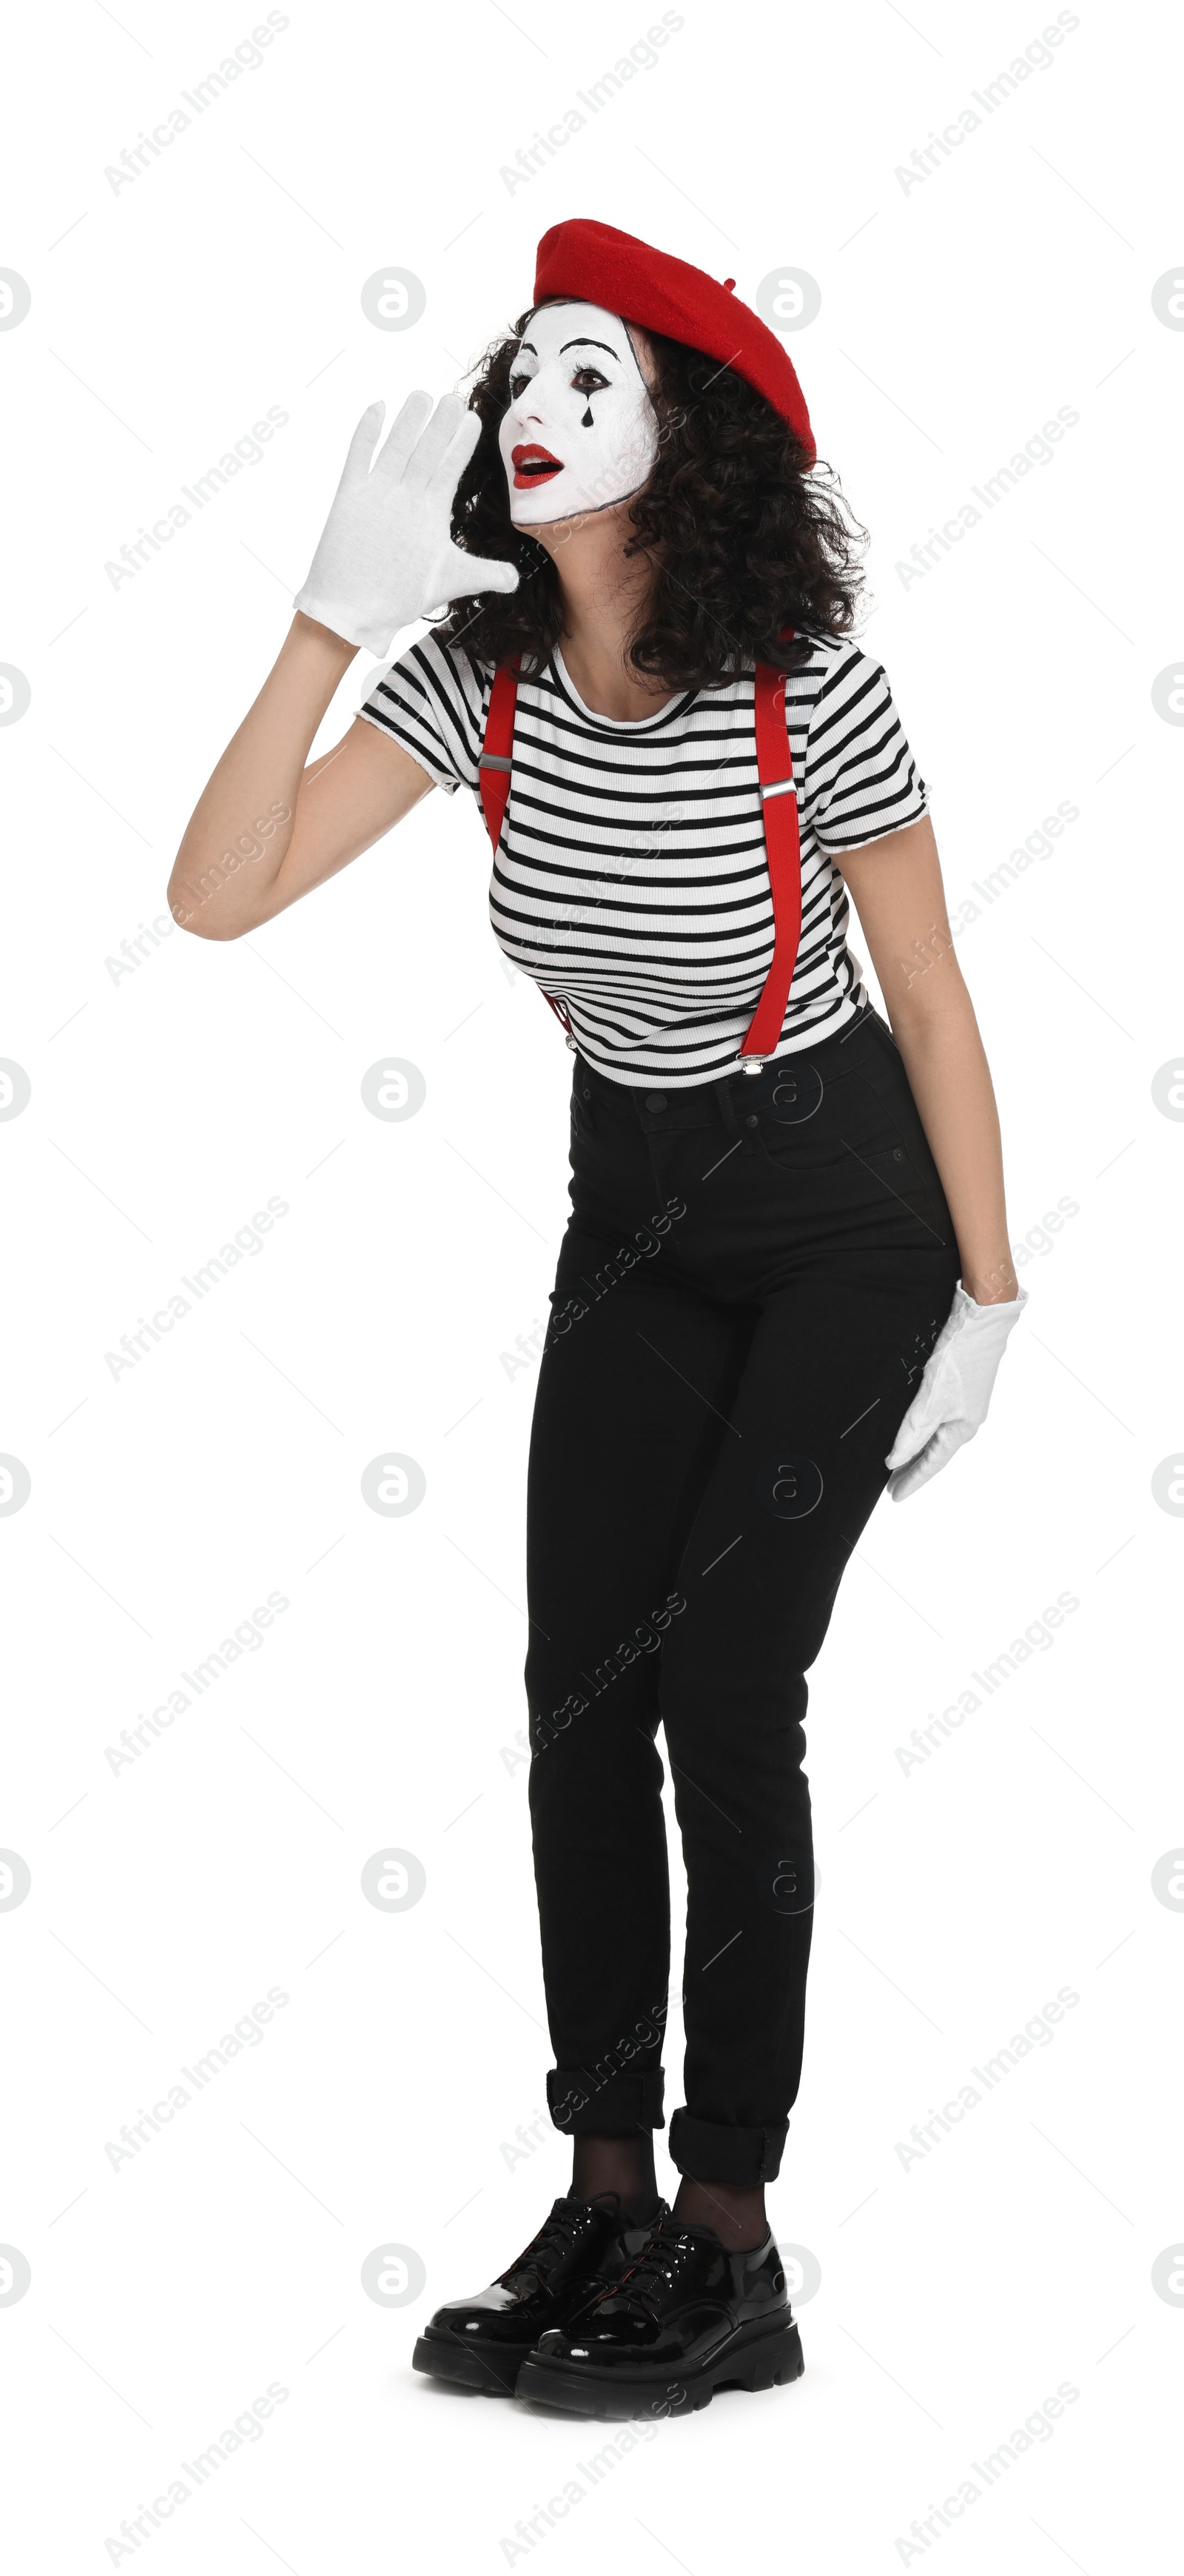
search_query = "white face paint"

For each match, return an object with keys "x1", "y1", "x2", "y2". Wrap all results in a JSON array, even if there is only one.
[{"x1": 499, "y1": 299, "x2": 659, "y2": 527}]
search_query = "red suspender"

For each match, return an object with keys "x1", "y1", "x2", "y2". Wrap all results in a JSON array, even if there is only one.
[
  {"x1": 477, "y1": 661, "x2": 518, "y2": 853},
  {"x1": 740, "y1": 657, "x2": 803, "y2": 1061},
  {"x1": 477, "y1": 649, "x2": 802, "y2": 1063}
]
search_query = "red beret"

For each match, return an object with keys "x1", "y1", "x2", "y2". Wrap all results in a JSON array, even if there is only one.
[{"x1": 532, "y1": 218, "x2": 815, "y2": 463}]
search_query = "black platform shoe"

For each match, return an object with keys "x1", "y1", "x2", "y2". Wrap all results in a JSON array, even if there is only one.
[
  {"x1": 517, "y1": 2213, "x2": 804, "y2": 2418},
  {"x1": 412, "y1": 2193, "x2": 670, "y2": 2396}
]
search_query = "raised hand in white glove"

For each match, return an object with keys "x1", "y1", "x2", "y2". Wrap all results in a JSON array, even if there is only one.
[
  {"x1": 294, "y1": 390, "x2": 519, "y2": 657},
  {"x1": 885, "y1": 1285, "x2": 1028, "y2": 1500}
]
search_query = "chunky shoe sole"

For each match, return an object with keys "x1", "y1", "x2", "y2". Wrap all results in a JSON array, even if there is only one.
[
  {"x1": 517, "y1": 2313, "x2": 804, "y2": 2418},
  {"x1": 412, "y1": 2327, "x2": 530, "y2": 2396}
]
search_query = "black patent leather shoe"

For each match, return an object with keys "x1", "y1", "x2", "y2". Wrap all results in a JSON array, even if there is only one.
[
  {"x1": 412, "y1": 2193, "x2": 670, "y2": 2395},
  {"x1": 517, "y1": 2213, "x2": 804, "y2": 2417}
]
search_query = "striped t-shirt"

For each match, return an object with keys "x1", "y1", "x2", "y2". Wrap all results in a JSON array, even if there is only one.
[{"x1": 358, "y1": 630, "x2": 927, "y2": 1089}]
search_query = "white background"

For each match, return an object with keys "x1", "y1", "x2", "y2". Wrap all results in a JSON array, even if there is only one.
[{"x1": 2, "y1": 0, "x2": 1181, "y2": 2567}]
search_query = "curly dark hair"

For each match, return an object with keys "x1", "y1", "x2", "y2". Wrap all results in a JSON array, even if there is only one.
[{"x1": 436, "y1": 307, "x2": 867, "y2": 688}]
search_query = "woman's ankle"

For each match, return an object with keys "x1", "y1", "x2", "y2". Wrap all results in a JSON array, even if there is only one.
[
  {"x1": 673, "y1": 2175, "x2": 768, "y2": 2250},
  {"x1": 571, "y1": 2133, "x2": 659, "y2": 2221}
]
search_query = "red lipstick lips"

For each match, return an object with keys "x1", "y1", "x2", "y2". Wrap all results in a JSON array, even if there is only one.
[{"x1": 511, "y1": 442, "x2": 562, "y2": 489}]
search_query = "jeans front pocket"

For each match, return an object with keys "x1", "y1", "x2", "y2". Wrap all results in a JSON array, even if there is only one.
[
  {"x1": 756, "y1": 1033, "x2": 955, "y2": 1247},
  {"x1": 758, "y1": 1066, "x2": 911, "y2": 1174},
  {"x1": 841, "y1": 1136, "x2": 949, "y2": 1234}
]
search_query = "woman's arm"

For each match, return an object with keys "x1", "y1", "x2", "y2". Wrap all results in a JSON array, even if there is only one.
[
  {"x1": 166, "y1": 612, "x2": 435, "y2": 941},
  {"x1": 169, "y1": 388, "x2": 522, "y2": 940},
  {"x1": 838, "y1": 813, "x2": 1019, "y2": 1305}
]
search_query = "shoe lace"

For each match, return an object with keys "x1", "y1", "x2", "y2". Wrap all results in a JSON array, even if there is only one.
[
  {"x1": 596, "y1": 2220, "x2": 694, "y2": 2318},
  {"x1": 497, "y1": 2200, "x2": 607, "y2": 2295}
]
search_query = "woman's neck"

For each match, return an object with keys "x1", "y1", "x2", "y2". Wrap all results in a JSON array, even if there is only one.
[{"x1": 531, "y1": 500, "x2": 675, "y2": 722}]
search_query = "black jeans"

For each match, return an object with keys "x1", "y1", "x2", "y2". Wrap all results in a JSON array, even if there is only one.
[{"x1": 524, "y1": 1008, "x2": 961, "y2": 2186}]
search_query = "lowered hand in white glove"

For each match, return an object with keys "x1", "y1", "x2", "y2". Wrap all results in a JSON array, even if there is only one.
[
  {"x1": 294, "y1": 390, "x2": 519, "y2": 657},
  {"x1": 885, "y1": 1285, "x2": 1027, "y2": 1500}
]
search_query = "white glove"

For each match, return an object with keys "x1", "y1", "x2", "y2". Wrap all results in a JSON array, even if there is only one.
[
  {"x1": 294, "y1": 390, "x2": 519, "y2": 657},
  {"x1": 885, "y1": 1285, "x2": 1027, "y2": 1500}
]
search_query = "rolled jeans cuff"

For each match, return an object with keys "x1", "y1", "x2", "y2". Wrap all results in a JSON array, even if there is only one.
[
  {"x1": 668, "y1": 2107, "x2": 789, "y2": 2185},
  {"x1": 547, "y1": 2064, "x2": 665, "y2": 2135}
]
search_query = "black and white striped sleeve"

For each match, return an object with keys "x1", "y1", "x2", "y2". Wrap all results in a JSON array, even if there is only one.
[
  {"x1": 804, "y1": 647, "x2": 928, "y2": 852},
  {"x1": 357, "y1": 635, "x2": 488, "y2": 797}
]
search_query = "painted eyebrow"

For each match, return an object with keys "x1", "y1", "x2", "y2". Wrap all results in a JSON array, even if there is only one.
[
  {"x1": 512, "y1": 338, "x2": 616, "y2": 363},
  {"x1": 559, "y1": 337, "x2": 621, "y2": 360}
]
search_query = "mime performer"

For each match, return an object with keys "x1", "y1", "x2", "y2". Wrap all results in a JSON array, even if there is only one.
[{"x1": 169, "y1": 219, "x2": 1025, "y2": 2420}]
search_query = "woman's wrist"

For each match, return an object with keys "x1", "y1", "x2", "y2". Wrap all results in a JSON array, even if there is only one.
[
  {"x1": 289, "y1": 609, "x2": 362, "y2": 671},
  {"x1": 959, "y1": 1253, "x2": 1020, "y2": 1304}
]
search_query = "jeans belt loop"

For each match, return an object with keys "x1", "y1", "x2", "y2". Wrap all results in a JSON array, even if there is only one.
[{"x1": 715, "y1": 1073, "x2": 756, "y2": 1152}]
